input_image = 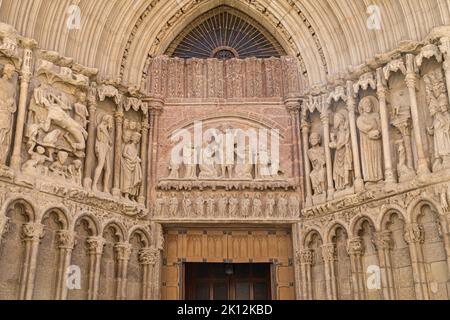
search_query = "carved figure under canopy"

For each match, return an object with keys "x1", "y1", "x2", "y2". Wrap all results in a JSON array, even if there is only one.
[
  {"x1": 121, "y1": 132, "x2": 143, "y2": 201},
  {"x1": 307, "y1": 132, "x2": 326, "y2": 195},
  {"x1": 92, "y1": 115, "x2": 113, "y2": 193},
  {"x1": 357, "y1": 97, "x2": 383, "y2": 184},
  {"x1": 329, "y1": 112, "x2": 353, "y2": 190},
  {"x1": 425, "y1": 70, "x2": 450, "y2": 171}
]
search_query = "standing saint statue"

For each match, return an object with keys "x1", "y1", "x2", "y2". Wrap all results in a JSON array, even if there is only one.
[
  {"x1": 92, "y1": 115, "x2": 114, "y2": 193},
  {"x1": 425, "y1": 70, "x2": 450, "y2": 171},
  {"x1": 307, "y1": 132, "x2": 326, "y2": 195},
  {"x1": 0, "y1": 64, "x2": 16, "y2": 167},
  {"x1": 120, "y1": 131, "x2": 143, "y2": 201},
  {"x1": 357, "y1": 97, "x2": 384, "y2": 184},
  {"x1": 329, "y1": 112, "x2": 353, "y2": 190}
]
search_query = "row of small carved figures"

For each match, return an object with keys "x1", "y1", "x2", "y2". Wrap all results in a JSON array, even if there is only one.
[{"x1": 153, "y1": 193, "x2": 301, "y2": 219}]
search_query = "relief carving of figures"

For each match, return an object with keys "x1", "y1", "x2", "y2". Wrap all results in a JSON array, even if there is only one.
[
  {"x1": 49, "y1": 151, "x2": 69, "y2": 181},
  {"x1": 155, "y1": 193, "x2": 167, "y2": 217},
  {"x1": 276, "y1": 194, "x2": 288, "y2": 217},
  {"x1": 121, "y1": 131, "x2": 143, "y2": 201},
  {"x1": 425, "y1": 70, "x2": 450, "y2": 171},
  {"x1": 182, "y1": 193, "x2": 193, "y2": 217},
  {"x1": 307, "y1": 133, "x2": 326, "y2": 195},
  {"x1": 329, "y1": 112, "x2": 353, "y2": 190},
  {"x1": 194, "y1": 194, "x2": 204, "y2": 216},
  {"x1": 357, "y1": 97, "x2": 384, "y2": 184},
  {"x1": 73, "y1": 91, "x2": 89, "y2": 129},
  {"x1": 0, "y1": 64, "x2": 16, "y2": 167},
  {"x1": 21, "y1": 146, "x2": 53, "y2": 176},
  {"x1": 395, "y1": 139, "x2": 415, "y2": 180},
  {"x1": 183, "y1": 143, "x2": 197, "y2": 179},
  {"x1": 92, "y1": 115, "x2": 113, "y2": 193},
  {"x1": 288, "y1": 194, "x2": 300, "y2": 218},
  {"x1": 241, "y1": 193, "x2": 251, "y2": 218},
  {"x1": 234, "y1": 146, "x2": 254, "y2": 180},
  {"x1": 228, "y1": 193, "x2": 239, "y2": 217},
  {"x1": 168, "y1": 193, "x2": 179, "y2": 217},
  {"x1": 217, "y1": 193, "x2": 228, "y2": 217},
  {"x1": 69, "y1": 159, "x2": 83, "y2": 186},
  {"x1": 38, "y1": 89, "x2": 88, "y2": 157},
  {"x1": 265, "y1": 193, "x2": 276, "y2": 217},
  {"x1": 198, "y1": 141, "x2": 217, "y2": 179},
  {"x1": 252, "y1": 194, "x2": 263, "y2": 217},
  {"x1": 206, "y1": 194, "x2": 215, "y2": 217}
]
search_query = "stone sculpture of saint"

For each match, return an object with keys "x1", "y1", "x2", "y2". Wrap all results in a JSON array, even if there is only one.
[
  {"x1": 183, "y1": 143, "x2": 197, "y2": 179},
  {"x1": 155, "y1": 194, "x2": 167, "y2": 217},
  {"x1": 252, "y1": 194, "x2": 263, "y2": 217},
  {"x1": 73, "y1": 92, "x2": 89, "y2": 130},
  {"x1": 194, "y1": 194, "x2": 204, "y2": 216},
  {"x1": 288, "y1": 194, "x2": 300, "y2": 218},
  {"x1": 206, "y1": 195, "x2": 215, "y2": 217},
  {"x1": 92, "y1": 115, "x2": 113, "y2": 193},
  {"x1": 241, "y1": 193, "x2": 251, "y2": 217},
  {"x1": 277, "y1": 194, "x2": 288, "y2": 217},
  {"x1": 121, "y1": 132, "x2": 143, "y2": 201},
  {"x1": 329, "y1": 112, "x2": 353, "y2": 190},
  {"x1": 307, "y1": 132, "x2": 326, "y2": 195},
  {"x1": 198, "y1": 142, "x2": 217, "y2": 179},
  {"x1": 168, "y1": 193, "x2": 179, "y2": 217},
  {"x1": 182, "y1": 193, "x2": 192, "y2": 217},
  {"x1": 357, "y1": 97, "x2": 384, "y2": 184},
  {"x1": 217, "y1": 194, "x2": 228, "y2": 217},
  {"x1": 425, "y1": 70, "x2": 450, "y2": 170},
  {"x1": 0, "y1": 64, "x2": 16, "y2": 167},
  {"x1": 266, "y1": 194, "x2": 276, "y2": 217},
  {"x1": 228, "y1": 194, "x2": 239, "y2": 217}
]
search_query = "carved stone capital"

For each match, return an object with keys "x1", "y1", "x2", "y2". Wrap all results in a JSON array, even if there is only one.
[
  {"x1": 404, "y1": 223, "x2": 425, "y2": 244},
  {"x1": 86, "y1": 236, "x2": 106, "y2": 255},
  {"x1": 298, "y1": 249, "x2": 313, "y2": 265},
  {"x1": 57, "y1": 230, "x2": 76, "y2": 249},
  {"x1": 321, "y1": 244, "x2": 335, "y2": 262},
  {"x1": 114, "y1": 242, "x2": 132, "y2": 261},
  {"x1": 138, "y1": 247, "x2": 160, "y2": 265},
  {"x1": 21, "y1": 223, "x2": 45, "y2": 241},
  {"x1": 347, "y1": 237, "x2": 364, "y2": 256},
  {"x1": 375, "y1": 231, "x2": 393, "y2": 250}
]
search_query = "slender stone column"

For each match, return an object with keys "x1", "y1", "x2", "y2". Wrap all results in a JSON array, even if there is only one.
[
  {"x1": 300, "y1": 111, "x2": 313, "y2": 207},
  {"x1": 86, "y1": 236, "x2": 105, "y2": 300},
  {"x1": 322, "y1": 244, "x2": 337, "y2": 300},
  {"x1": 347, "y1": 237, "x2": 365, "y2": 300},
  {"x1": 138, "y1": 111, "x2": 150, "y2": 204},
  {"x1": 19, "y1": 222, "x2": 44, "y2": 300},
  {"x1": 55, "y1": 230, "x2": 76, "y2": 300},
  {"x1": 286, "y1": 98, "x2": 302, "y2": 179},
  {"x1": 404, "y1": 223, "x2": 429, "y2": 300},
  {"x1": 405, "y1": 55, "x2": 430, "y2": 176},
  {"x1": 376, "y1": 231, "x2": 395, "y2": 300},
  {"x1": 115, "y1": 242, "x2": 132, "y2": 300},
  {"x1": 139, "y1": 247, "x2": 161, "y2": 300},
  {"x1": 145, "y1": 97, "x2": 164, "y2": 203},
  {"x1": 83, "y1": 84, "x2": 98, "y2": 189},
  {"x1": 346, "y1": 81, "x2": 364, "y2": 191},
  {"x1": 0, "y1": 215, "x2": 8, "y2": 238},
  {"x1": 376, "y1": 69, "x2": 396, "y2": 187},
  {"x1": 10, "y1": 41, "x2": 37, "y2": 170},
  {"x1": 320, "y1": 106, "x2": 334, "y2": 200},
  {"x1": 439, "y1": 37, "x2": 450, "y2": 102},
  {"x1": 112, "y1": 101, "x2": 124, "y2": 197},
  {"x1": 299, "y1": 249, "x2": 313, "y2": 300}
]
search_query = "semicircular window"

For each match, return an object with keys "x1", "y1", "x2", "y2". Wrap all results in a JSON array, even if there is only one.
[{"x1": 166, "y1": 6, "x2": 285, "y2": 60}]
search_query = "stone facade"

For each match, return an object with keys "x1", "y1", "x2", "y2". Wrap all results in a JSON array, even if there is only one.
[{"x1": 0, "y1": 1, "x2": 450, "y2": 300}]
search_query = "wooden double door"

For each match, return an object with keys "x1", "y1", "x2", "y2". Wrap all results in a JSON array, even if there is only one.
[{"x1": 185, "y1": 263, "x2": 271, "y2": 300}]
